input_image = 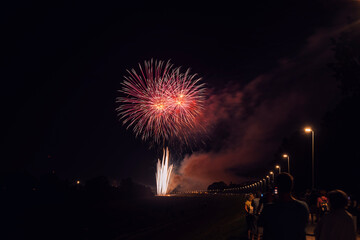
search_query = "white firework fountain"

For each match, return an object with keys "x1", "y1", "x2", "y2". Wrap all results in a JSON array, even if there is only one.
[{"x1": 156, "y1": 148, "x2": 173, "y2": 196}]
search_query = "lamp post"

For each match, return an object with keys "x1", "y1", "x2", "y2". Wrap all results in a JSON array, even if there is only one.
[
  {"x1": 305, "y1": 127, "x2": 315, "y2": 189},
  {"x1": 269, "y1": 171, "x2": 274, "y2": 187},
  {"x1": 283, "y1": 154, "x2": 290, "y2": 174},
  {"x1": 275, "y1": 165, "x2": 281, "y2": 174},
  {"x1": 262, "y1": 179, "x2": 266, "y2": 192}
]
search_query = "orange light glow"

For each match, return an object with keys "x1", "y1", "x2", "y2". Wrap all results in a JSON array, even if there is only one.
[
  {"x1": 283, "y1": 154, "x2": 288, "y2": 158},
  {"x1": 304, "y1": 128, "x2": 312, "y2": 132}
]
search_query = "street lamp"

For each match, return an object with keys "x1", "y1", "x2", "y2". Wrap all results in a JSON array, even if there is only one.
[
  {"x1": 283, "y1": 154, "x2": 290, "y2": 174},
  {"x1": 269, "y1": 171, "x2": 274, "y2": 185},
  {"x1": 259, "y1": 180, "x2": 262, "y2": 191},
  {"x1": 275, "y1": 165, "x2": 281, "y2": 173},
  {"x1": 305, "y1": 127, "x2": 315, "y2": 189}
]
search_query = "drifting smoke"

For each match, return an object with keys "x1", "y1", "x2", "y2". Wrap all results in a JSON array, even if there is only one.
[
  {"x1": 156, "y1": 148, "x2": 173, "y2": 195},
  {"x1": 173, "y1": 22, "x2": 356, "y2": 191}
]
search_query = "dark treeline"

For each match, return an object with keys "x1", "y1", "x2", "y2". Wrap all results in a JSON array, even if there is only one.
[
  {"x1": 207, "y1": 181, "x2": 244, "y2": 191},
  {"x1": 0, "y1": 171, "x2": 154, "y2": 202},
  {"x1": 1, "y1": 171, "x2": 154, "y2": 239}
]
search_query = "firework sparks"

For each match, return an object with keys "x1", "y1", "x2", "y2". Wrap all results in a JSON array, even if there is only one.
[
  {"x1": 116, "y1": 59, "x2": 206, "y2": 145},
  {"x1": 156, "y1": 148, "x2": 173, "y2": 195}
]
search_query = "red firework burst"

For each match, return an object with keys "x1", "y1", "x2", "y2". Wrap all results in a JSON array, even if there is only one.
[{"x1": 116, "y1": 59, "x2": 206, "y2": 144}]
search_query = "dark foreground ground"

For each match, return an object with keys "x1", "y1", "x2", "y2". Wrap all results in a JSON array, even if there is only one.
[{"x1": 3, "y1": 194, "x2": 247, "y2": 240}]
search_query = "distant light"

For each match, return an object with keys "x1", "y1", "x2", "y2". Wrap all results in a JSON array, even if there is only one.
[
  {"x1": 275, "y1": 165, "x2": 280, "y2": 169},
  {"x1": 304, "y1": 128, "x2": 312, "y2": 132},
  {"x1": 270, "y1": 171, "x2": 274, "y2": 175},
  {"x1": 76, "y1": 180, "x2": 80, "y2": 185},
  {"x1": 283, "y1": 154, "x2": 288, "y2": 158}
]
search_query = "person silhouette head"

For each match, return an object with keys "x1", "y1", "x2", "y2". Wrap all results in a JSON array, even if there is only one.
[
  {"x1": 327, "y1": 189, "x2": 348, "y2": 211},
  {"x1": 275, "y1": 172, "x2": 294, "y2": 194},
  {"x1": 275, "y1": 173, "x2": 294, "y2": 200}
]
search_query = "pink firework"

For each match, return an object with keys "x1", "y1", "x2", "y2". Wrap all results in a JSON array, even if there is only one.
[{"x1": 116, "y1": 59, "x2": 206, "y2": 144}]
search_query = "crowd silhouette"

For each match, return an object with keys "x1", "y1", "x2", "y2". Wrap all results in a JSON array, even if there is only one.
[{"x1": 244, "y1": 173, "x2": 358, "y2": 240}]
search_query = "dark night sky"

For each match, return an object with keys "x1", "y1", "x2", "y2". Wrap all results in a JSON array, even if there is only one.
[{"x1": 2, "y1": 0, "x2": 359, "y2": 190}]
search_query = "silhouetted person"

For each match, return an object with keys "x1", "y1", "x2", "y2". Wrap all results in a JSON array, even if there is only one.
[
  {"x1": 308, "y1": 189, "x2": 319, "y2": 224},
  {"x1": 245, "y1": 193, "x2": 255, "y2": 240},
  {"x1": 304, "y1": 189, "x2": 311, "y2": 202},
  {"x1": 252, "y1": 192, "x2": 262, "y2": 240},
  {"x1": 258, "y1": 173, "x2": 309, "y2": 240},
  {"x1": 315, "y1": 189, "x2": 356, "y2": 240},
  {"x1": 257, "y1": 190, "x2": 274, "y2": 215},
  {"x1": 347, "y1": 195, "x2": 358, "y2": 234},
  {"x1": 317, "y1": 190, "x2": 329, "y2": 220}
]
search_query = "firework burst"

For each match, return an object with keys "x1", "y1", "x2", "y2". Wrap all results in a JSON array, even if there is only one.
[
  {"x1": 156, "y1": 148, "x2": 173, "y2": 195},
  {"x1": 116, "y1": 59, "x2": 206, "y2": 145}
]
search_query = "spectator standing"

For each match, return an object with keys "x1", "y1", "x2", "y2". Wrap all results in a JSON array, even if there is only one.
[
  {"x1": 258, "y1": 173, "x2": 309, "y2": 240},
  {"x1": 315, "y1": 189, "x2": 356, "y2": 240},
  {"x1": 317, "y1": 190, "x2": 329, "y2": 220},
  {"x1": 347, "y1": 195, "x2": 358, "y2": 233},
  {"x1": 245, "y1": 193, "x2": 255, "y2": 240},
  {"x1": 308, "y1": 189, "x2": 319, "y2": 224},
  {"x1": 303, "y1": 189, "x2": 311, "y2": 203},
  {"x1": 257, "y1": 190, "x2": 274, "y2": 215},
  {"x1": 252, "y1": 192, "x2": 262, "y2": 240}
]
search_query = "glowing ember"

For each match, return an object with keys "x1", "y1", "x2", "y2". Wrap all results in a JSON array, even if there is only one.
[
  {"x1": 156, "y1": 148, "x2": 173, "y2": 196},
  {"x1": 116, "y1": 59, "x2": 206, "y2": 145}
]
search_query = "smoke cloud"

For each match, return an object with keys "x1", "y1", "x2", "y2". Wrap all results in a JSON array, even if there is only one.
[{"x1": 173, "y1": 26, "x2": 348, "y2": 191}]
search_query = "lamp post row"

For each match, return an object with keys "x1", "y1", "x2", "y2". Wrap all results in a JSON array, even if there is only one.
[{"x1": 242, "y1": 127, "x2": 315, "y2": 191}]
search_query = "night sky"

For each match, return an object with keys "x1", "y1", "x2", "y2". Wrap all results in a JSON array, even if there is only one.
[{"x1": 2, "y1": 0, "x2": 359, "y2": 191}]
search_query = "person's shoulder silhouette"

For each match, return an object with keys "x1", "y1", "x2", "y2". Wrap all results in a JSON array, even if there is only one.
[{"x1": 259, "y1": 173, "x2": 309, "y2": 240}]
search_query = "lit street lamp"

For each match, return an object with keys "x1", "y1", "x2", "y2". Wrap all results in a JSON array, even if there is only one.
[
  {"x1": 283, "y1": 154, "x2": 290, "y2": 174},
  {"x1": 275, "y1": 165, "x2": 281, "y2": 174},
  {"x1": 262, "y1": 178, "x2": 265, "y2": 191},
  {"x1": 305, "y1": 127, "x2": 315, "y2": 189},
  {"x1": 269, "y1": 171, "x2": 274, "y2": 186}
]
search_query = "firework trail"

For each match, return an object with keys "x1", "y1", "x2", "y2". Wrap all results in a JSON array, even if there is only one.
[
  {"x1": 116, "y1": 59, "x2": 206, "y2": 145},
  {"x1": 156, "y1": 148, "x2": 173, "y2": 195}
]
